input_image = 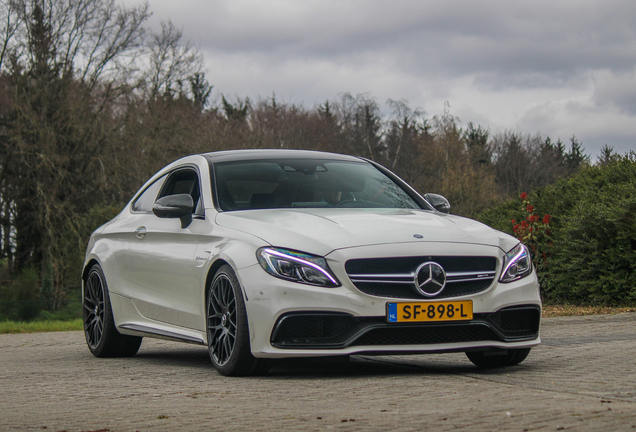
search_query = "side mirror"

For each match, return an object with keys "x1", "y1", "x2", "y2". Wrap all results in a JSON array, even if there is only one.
[
  {"x1": 424, "y1": 193, "x2": 451, "y2": 214},
  {"x1": 152, "y1": 194, "x2": 194, "y2": 228}
]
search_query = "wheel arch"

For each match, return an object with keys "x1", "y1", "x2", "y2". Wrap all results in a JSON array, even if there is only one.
[
  {"x1": 82, "y1": 259, "x2": 101, "y2": 281},
  {"x1": 81, "y1": 258, "x2": 101, "y2": 299}
]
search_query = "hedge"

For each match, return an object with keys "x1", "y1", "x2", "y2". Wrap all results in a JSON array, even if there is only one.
[{"x1": 476, "y1": 152, "x2": 636, "y2": 305}]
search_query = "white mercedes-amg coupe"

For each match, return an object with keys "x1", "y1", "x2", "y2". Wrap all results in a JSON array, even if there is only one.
[{"x1": 82, "y1": 149, "x2": 541, "y2": 376}]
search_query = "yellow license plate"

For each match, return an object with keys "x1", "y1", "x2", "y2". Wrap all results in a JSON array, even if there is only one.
[{"x1": 387, "y1": 300, "x2": 473, "y2": 323}]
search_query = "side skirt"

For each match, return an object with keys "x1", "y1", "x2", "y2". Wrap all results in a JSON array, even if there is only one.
[{"x1": 118, "y1": 323, "x2": 206, "y2": 345}]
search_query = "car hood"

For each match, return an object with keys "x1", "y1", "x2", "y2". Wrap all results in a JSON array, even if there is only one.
[{"x1": 215, "y1": 208, "x2": 516, "y2": 256}]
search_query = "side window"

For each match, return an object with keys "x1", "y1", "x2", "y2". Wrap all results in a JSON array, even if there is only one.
[
  {"x1": 158, "y1": 168, "x2": 203, "y2": 215},
  {"x1": 132, "y1": 175, "x2": 167, "y2": 212}
]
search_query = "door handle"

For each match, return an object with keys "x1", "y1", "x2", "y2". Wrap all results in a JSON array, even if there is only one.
[{"x1": 135, "y1": 226, "x2": 147, "y2": 239}]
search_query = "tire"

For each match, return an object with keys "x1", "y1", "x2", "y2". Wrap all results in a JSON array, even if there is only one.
[
  {"x1": 83, "y1": 264, "x2": 142, "y2": 358},
  {"x1": 206, "y1": 264, "x2": 271, "y2": 376},
  {"x1": 466, "y1": 348, "x2": 531, "y2": 368}
]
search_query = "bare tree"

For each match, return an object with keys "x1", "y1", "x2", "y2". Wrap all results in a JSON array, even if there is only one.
[
  {"x1": 385, "y1": 99, "x2": 427, "y2": 170},
  {"x1": 8, "y1": 0, "x2": 148, "y2": 87},
  {"x1": 334, "y1": 93, "x2": 383, "y2": 160},
  {"x1": 490, "y1": 131, "x2": 542, "y2": 195},
  {"x1": 0, "y1": 0, "x2": 21, "y2": 70},
  {"x1": 144, "y1": 20, "x2": 204, "y2": 99}
]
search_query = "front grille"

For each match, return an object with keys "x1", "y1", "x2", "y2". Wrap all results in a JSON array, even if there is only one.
[
  {"x1": 351, "y1": 324, "x2": 499, "y2": 346},
  {"x1": 270, "y1": 305, "x2": 539, "y2": 349},
  {"x1": 345, "y1": 256, "x2": 498, "y2": 299},
  {"x1": 346, "y1": 256, "x2": 496, "y2": 274},
  {"x1": 352, "y1": 279, "x2": 493, "y2": 299}
]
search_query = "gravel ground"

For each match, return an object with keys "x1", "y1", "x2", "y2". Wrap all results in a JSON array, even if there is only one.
[{"x1": 1, "y1": 313, "x2": 635, "y2": 431}]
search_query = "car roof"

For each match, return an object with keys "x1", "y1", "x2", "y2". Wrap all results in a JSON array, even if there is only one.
[{"x1": 200, "y1": 149, "x2": 365, "y2": 164}]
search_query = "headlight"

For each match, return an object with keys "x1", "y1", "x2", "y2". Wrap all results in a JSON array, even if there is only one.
[
  {"x1": 257, "y1": 248, "x2": 340, "y2": 287},
  {"x1": 500, "y1": 243, "x2": 532, "y2": 283}
]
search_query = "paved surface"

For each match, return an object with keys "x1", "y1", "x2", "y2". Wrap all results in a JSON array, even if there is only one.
[{"x1": 1, "y1": 314, "x2": 636, "y2": 431}]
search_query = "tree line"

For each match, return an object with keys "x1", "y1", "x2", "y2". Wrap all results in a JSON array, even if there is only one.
[{"x1": 0, "y1": 0, "x2": 605, "y2": 317}]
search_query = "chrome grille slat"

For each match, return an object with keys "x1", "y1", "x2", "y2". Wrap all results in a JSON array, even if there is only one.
[
  {"x1": 350, "y1": 279, "x2": 414, "y2": 284},
  {"x1": 447, "y1": 276, "x2": 495, "y2": 284},
  {"x1": 350, "y1": 270, "x2": 496, "y2": 284}
]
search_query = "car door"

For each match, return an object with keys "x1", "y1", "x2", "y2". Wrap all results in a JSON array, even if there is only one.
[{"x1": 127, "y1": 166, "x2": 205, "y2": 330}]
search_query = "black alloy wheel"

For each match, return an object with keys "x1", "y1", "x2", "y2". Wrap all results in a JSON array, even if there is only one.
[
  {"x1": 206, "y1": 265, "x2": 271, "y2": 376},
  {"x1": 84, "y1": 268, "x2": 105, "y2": 350},
  {"x1": 83, "y1": 264, "x2": 142, "y2": 357},
  {"x1": 207, "y1": 271, "x2": 237, "y2": 366}
]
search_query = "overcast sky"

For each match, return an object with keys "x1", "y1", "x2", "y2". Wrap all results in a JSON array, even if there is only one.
[{"x1": 145, "y1": 0, "x2": 636, "y2": 159}]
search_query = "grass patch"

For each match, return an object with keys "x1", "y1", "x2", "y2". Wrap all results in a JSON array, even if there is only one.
[
  {"x1": 0, "y1": 318, "x2": 83, "y2": 334},
  {"x1": 542, "y1": 304, "x2": 636, "y2": 318}
]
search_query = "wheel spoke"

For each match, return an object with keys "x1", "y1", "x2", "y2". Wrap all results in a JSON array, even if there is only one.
[
  {"x1": 211, "y1": 297, "x2": 222, "y2": 315},
  {"x1": 94, "y1": 316, "x2": 102, "y2": 333},
  {"x1": 88, "y1": 276, "x2": 99, "y2": 303},
  {"x1": 93, "y1": 327, "x2": 100, "y2": 346},
  {"x1": 84, "y1": 312, "x2": 94, "y2": 326},
  {"x1": 212, "y1": 318, "x2": 223, "y2": 329},
  {"x1": 209, "y1": 325, "x2": 224, "y2": 336},
  {"x1": 88, "y1": 320, "x2": 97, "y2": 346},
  {"x1": 219, "y1": 335, "x2": 227, "y2": 362},
  {"x1": 215, "y1": 334, "x2": 225, "y2": 360},
  {"x1": 224, "y1": 281, "x2": 231, "y2": 306},
  {"x1": 223, "y1": 333, "x2": 232, "y2": 356},
  {"x1": 84, "y1": 288, "x2": 96, "y2": 306},
  {"x1": 213, "y1": 289, "x2": 223, "y2": 309}
]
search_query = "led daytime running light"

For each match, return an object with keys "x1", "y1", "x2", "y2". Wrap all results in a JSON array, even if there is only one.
[
  {"x1": 261, "y1": 248, "x2": 338, "y2": 285},
  {"x1": 500, "y1": 243, "x2": 531, "y2": 283}
]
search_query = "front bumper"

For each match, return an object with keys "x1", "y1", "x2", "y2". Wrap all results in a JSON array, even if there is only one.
[
  {"x1": 236, "y1": 242, "x2": 542, "y2": 358},
  {"x1": 271, "y1": 305, "x2": 540, "y2": 349}
]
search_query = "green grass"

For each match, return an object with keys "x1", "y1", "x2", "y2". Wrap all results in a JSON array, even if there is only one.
[{"x1": 0, "y1": 318, "x2": 83, "y2": 334}]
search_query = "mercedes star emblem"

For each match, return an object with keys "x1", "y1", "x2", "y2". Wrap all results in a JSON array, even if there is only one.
[{"x1": 414, "y1": 261, "x2": 447, "y2": 297}]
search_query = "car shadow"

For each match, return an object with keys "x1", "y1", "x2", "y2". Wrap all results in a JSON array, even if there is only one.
[
  {"x1": 131, "y1": 344, "x2": 212, "y2": 370},
  {"x1": 130, "y1": 343, "x2": 493, "y2": 378}
]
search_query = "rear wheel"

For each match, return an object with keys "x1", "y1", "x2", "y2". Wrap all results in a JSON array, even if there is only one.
[
  {"x1": 207, "y1": 265, "x2": 270, "y2": 376},
  {"x1": 83, "y1": 264, "x2": 142, "y2": 357},
  {"x1": 466, "y1": 348, "x2": 531, "y2": 368}
]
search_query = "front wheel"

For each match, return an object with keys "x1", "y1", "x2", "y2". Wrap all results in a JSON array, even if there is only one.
[
  {"x1": 83, "y1": 264, "x2": 142, "y2": 357},
  {"x1": 466, "y1": 348, "x2": 531, "y2": 368},
  {"x1": 206, "y1": 265, "x2": 270, "y2": 376}
]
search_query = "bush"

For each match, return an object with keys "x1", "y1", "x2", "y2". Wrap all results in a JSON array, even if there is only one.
[
  {"x1": 0, "y1": 267, "x2": 42, "y2": 321},
  {"x1": 476, "y1": 152, "x2": 636, "y2": 305},
  {"x1": 547, "y1": 178, "x2": 636, "y2": 305},
  {"x1": 0, "y1": 261, "x2": 83, "y2": 322}
]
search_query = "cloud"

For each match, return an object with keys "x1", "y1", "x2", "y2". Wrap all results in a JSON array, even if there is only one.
[
  {"x1": 145, "y1": 0, "x2": 636, "y2": 158},
  {"x1": 593, "y1": 69, "x2": 636, "y2": 115},
  {"x1": 516, "y1": 95, "x2": 636, "y2": 157},
  {"x1": 151, "y1": 1, "x2": 636, "y2": 79}
]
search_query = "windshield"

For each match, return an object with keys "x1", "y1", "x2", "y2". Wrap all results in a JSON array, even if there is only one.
[{"x1": 213, "y1": 159, "x2": 422, "y2": 211}]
